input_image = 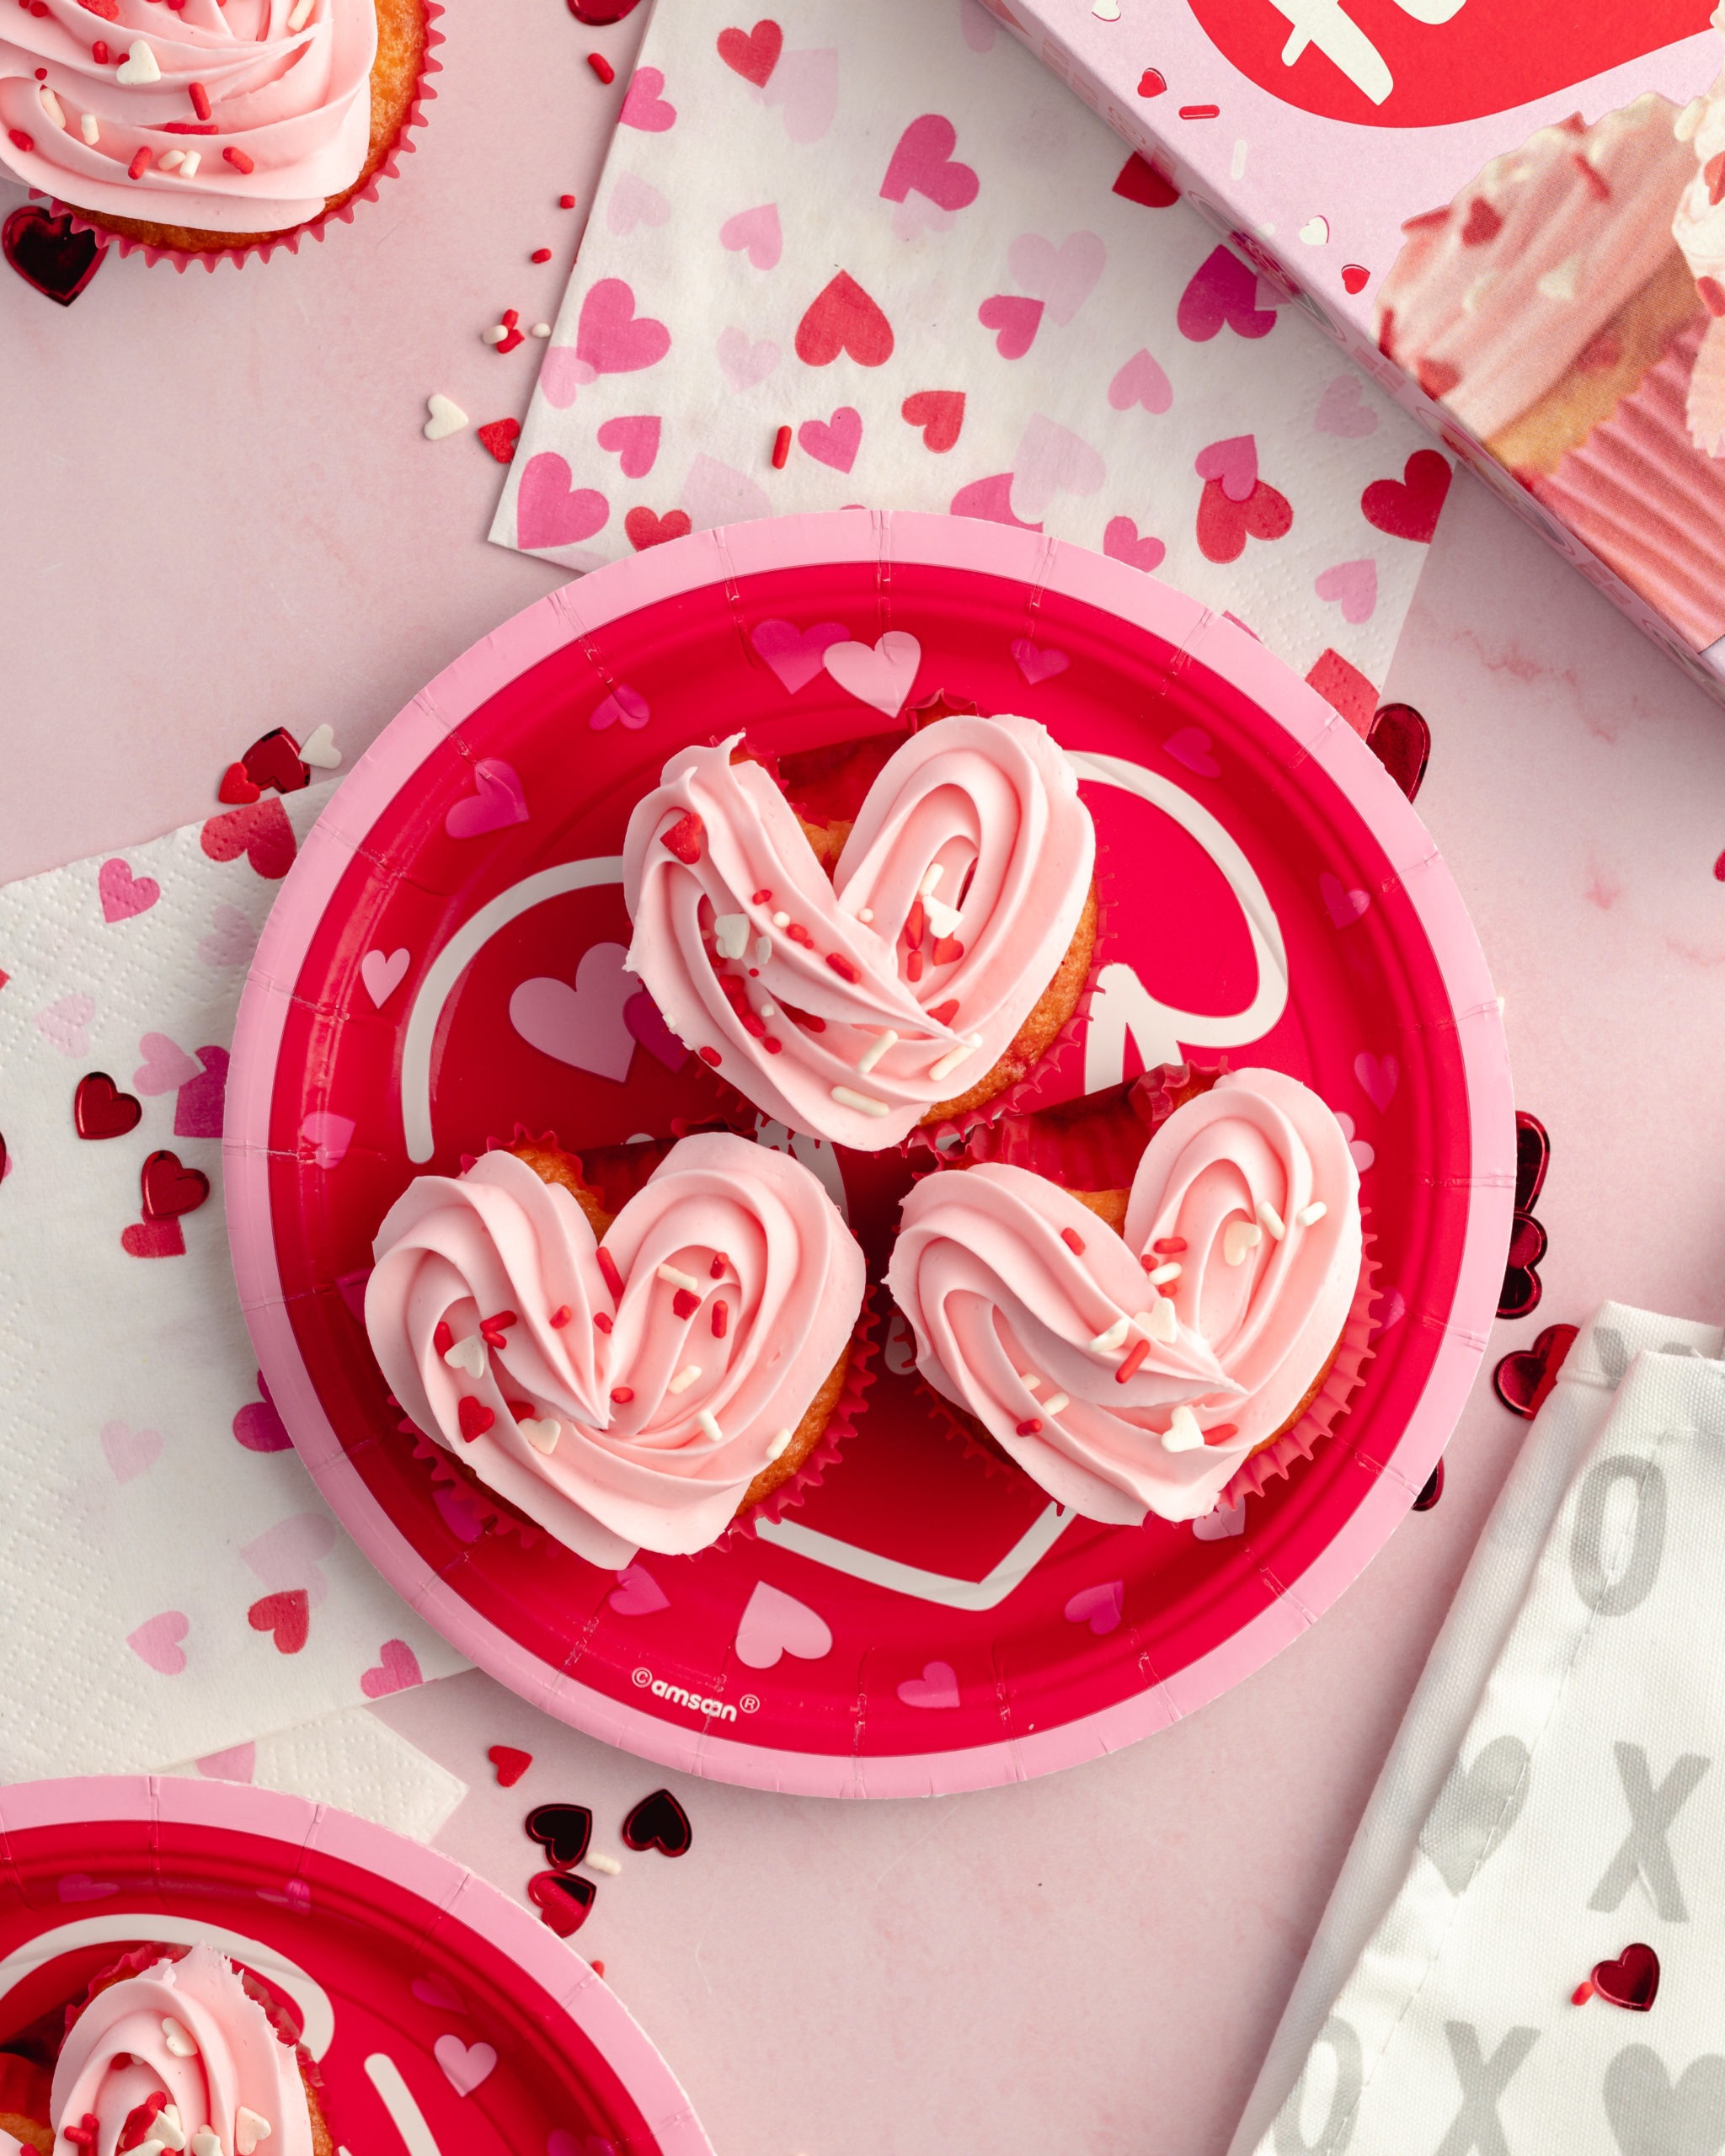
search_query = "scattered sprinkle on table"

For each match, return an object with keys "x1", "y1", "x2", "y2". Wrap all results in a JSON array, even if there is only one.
[
  {"x1": 772, "y1": 424, "x2": 791, "y2": 469},
  {"x1": 587, "y1": 51, "x2": 615, "y2": 83}
]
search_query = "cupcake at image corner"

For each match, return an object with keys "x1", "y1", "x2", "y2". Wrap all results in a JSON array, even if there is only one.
[
  {"x1": 1375, "y1": 93, "x2": 1725, "y2": 648},
  {"x1": 0, "y1": 1943, "x2": 333, "y2": 2156},
  {"x1": 0, "y1": 0, "x2": 431, "y2": 266}
]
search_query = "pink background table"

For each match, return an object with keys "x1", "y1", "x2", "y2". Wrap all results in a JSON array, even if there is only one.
[{"x1": 5, "y1": 7, "x2": 1725, "y2": 2152}]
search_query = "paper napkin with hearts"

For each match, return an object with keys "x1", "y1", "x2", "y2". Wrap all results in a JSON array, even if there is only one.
[
  {"x1": 488, "y1": 0, "x2": 1450, "y2": 716},
  {"x1": 0, "y1": 787, "x2": 467, "y2": 1780},
  {"x1": 1232, "y1": 1303, "x2": 1725, "y2": 2156}
]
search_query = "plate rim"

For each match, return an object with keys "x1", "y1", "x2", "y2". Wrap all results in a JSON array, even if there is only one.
[{"x1": 226, "y1": 508, "x2": 1515, "y2": 1798}]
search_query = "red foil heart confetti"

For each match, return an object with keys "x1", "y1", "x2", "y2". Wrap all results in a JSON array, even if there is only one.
[
  {"x1": 526, "y1": 1870, "x2": 595, "y2": 1937},
  {"x1": 140, "y1": 1150, "x2": 210, "y2": 1223},
  {"x1": 621, "y1": 1787, "x2": 692, "y2": 1858},
  {"x1": 73, "y1": 1072, "x2": 142, "y2": 1140},
  {"x1": 3, "y1": 204, "x2": 105, "y2": 306},
  {"x1": 1574, "y1": 1942, "x2": 1660, "y2": 2011},
  {"x1": 1493, "y1": 1322, "x2": 1580, "y2": 1419}
]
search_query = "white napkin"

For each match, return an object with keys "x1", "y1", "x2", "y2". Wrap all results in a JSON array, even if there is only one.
[
  {"x1": 1233, "y1": 1303, "x2": 1725, "y2": 2156},
  {"x1": 489, "y1": 0, "x2": 1447, "y2": 711},
  {"x1": 0, "y1": 785, "x2": 467, "y2": 1781}
]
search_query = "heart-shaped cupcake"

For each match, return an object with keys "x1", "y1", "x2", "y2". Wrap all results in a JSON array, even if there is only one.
[
  {"x1": 366, "y1": 1133, "x2": 865, "y2": 1562},
  {"x1": 622, "y1": 714, "x2": 1096, "y2": 1149},
  {"x1": 888, "y1": 1068, "x2": 1363, "y2": 1523}
]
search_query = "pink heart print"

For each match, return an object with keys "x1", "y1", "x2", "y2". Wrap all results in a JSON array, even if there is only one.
[
  {"x1": 623, "y1": 988, "x2": 690, "y2": 1070},
  {"x1": 606, "y1": 171, "x2": 669, "y2": 237},
  {"x1": 1321, "y1": 872, "x2": 1370, "y2": 926},
  {"x1": 1007, "y1": 229, "x2": 1106, "y2": 325},
  {"x1": 594, "y1": 414, "x2": 662, "y2": 479},
  {"x1": 821, "y1": 630, "x2": 921, "y2": 714},
  {"x1": 1315, "y1": 372, "x2": 1379, "y2": 438},
  {"x1": 360, "y1": 1638, "x2": 424, "y2": 1699},
  {"x1": 1103, "y1": 515, "x2": 1167, "y2": 572},
  {"x1": 590, "y1": 684, "x2": 651, "y2": 731},
  {"x1": 133, "y1": 1032, "x2": 200, "y2": 1096},
  {"x1": 718, "y1": 202, "x2": 782, "y2": 270},
  {"x1": 609, "y1": 1562, "x2": 670, "y2": 1615},
  {"x1": 977, "y1": 293, "x2": 1044, "y2": 360},
  {"x1": 1064, "y1": 1580, "x2": 1124, "y2": 1635},
  {"x1": 433, "y1": 1481, "x2": 487, "y2": 1545},
  {"x1": 1315, "y1": 559, "x2": 1378, "y2": 624},
  {"x1": 1355, "y1": 1051, "x2": 1400, "y2": 1112},
  {"x1": 197, "y1": 905, "x2": 254, "y2": 969},
  {"x1": 172, "y1": 1045, "x2": 228, "y2": 1139},
  {"x1": 619, "y1": 64, "x2": 675, "y2": 131},
  {"x1": 241, "y1": 1511, "x2": 336, "y2": 1604},
  {"x1": 98, "y1": 858, "x2": 159, "y2": 924},
  {"x1": 195, "y1": 1742, "x2": 257, "y2": 1782},
  {"x1": 798, "y1": 405, "x2": 862, "y2": 473},
  {"x1": 510, "y1": 942, "x2": 638, "y2": 1082},
  {"x1": 716, "y1": 327, "x2": 780, "y2": 392},
  {"x1": 409, "y1": 1976, "x2": 467, "y2": 2014},
  {"x1": 1108, "y1": 347, "x2": 1173, "y2": 414},
  {"x1": 1163, "y1": 727, "x2": 1220, "y2": 776},
  {"x1": 299, "y1": 1110, "x2": 355, "y2": 1170},
  {"x1": 232, "y1": 1372, "x2": 292, "y2": 1453},
  {"x1": 576, "y1": 276, "x2": 671, "y2": 377},
  {"x1": 446, "y1": 759, "x2": 530, "y2": 838},
  {"x1": 515, "y1": 455, "x2": 610, "y2": 552},
  {"x1": 949, "y1": 472, "x2": 1042, "y2": 527},
  {"x1": 100, "y1": 1420, "x2": 163, "y2": 1482},
  {"x1": 1010, "y1": 639, "x2": 1071, "y2": 685},
  {"x1": 1193, "y1": 1498, "x2": 1247, "y2": 1540},
  {"x1": 433, "y1": 2036, "x2": 497, "y2": 2096},
  {"x1": 760, "y1": 45, "x2": 837, "y2": 144},
  {"x1": 1194, "y1": 435, "x2": 1259, "y2": 503},
  {"x1": 58, "y1": 1874, "x2": 120, "y2": 1903},
  {"x1": 361, "y1": 947, "x2": 411, "y2": 1007},
  {"x1": 750, "y1": 616, "x2": 849, "y2": 693},
  {"x1": 1178, "y1": 245, "x2": 1279, "y2": 342},
  {"x1": 734, "y1": 1580, "x2": 832, "y2": 1669},
  {"x1": 898, "y1": 1660, "x2": 962, "y2": 1709},
  {"x1": 879, "y1": 113, "x2": 980, "y2": 211},
  {"x1": 1009, "y1": 413, "x2": 1105, "y2": 522},
  {"x1": 1335, "y1": 1110, "x2": 1375, "y2": 1174},
  {"x1": 127, "y1": 1610, "x2": 189, "y2": 1674}
]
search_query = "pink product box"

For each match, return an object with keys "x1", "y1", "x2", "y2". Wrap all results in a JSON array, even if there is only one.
[{"x1": 981, "y1": 0, "x2": 1725, "y2": 701}]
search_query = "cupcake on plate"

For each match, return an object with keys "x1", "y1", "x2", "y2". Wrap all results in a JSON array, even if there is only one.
[
  {"x1": 622, "y1": 713, "x2": 1098, "y2": 1152},
  {"x1": 366, "y1": 1129, "x2": 868, "y2": 1566},
  {"x1": 0, "y1": 1944, "x2": 330, "y2": 2156},
  {"x1": 887, "y1": 1066, "x2": 1366, "y2": 1525},
  {"x1": 0, "y1": 0, "x2": 432, "y2": 265}
]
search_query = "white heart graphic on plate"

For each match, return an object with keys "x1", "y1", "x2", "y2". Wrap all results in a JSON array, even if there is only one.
[
  {"x1": 509, "y1": 942, "x2": 636, "y2": 1081},
  {"x1": 434, "y1": 2036, "x2": 497, "y2": 2096},
  {"x1": 821, "y1": 631, "x2": 921, "y2": 715},
  {"x1": 361, "y1": 947, "x2": 410, "y2": 1006},
  {"x1": 734, "y1": 1581, "x2": 832, "y2": 1669}
]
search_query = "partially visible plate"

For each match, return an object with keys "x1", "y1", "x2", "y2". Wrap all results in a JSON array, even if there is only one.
[{"x1": 227, "y1": 510, "x2": 1513, "y2": 1796}]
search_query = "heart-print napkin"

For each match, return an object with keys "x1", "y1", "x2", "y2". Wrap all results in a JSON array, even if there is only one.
[
  {"x1": 489, "y1": 0, "x2": 1450, "y2": 717},
  {"x1": 0, "y1": 785, "x2": 467, "y2": 1782},
  {"x1": 1231, "y1": 1302, "x2": 1725, "y2": 2156}
]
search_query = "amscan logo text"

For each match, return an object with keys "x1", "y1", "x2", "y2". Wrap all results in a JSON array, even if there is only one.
[{"x1": 633, "y1": 1667, "x2": 759, "y2": 1719}]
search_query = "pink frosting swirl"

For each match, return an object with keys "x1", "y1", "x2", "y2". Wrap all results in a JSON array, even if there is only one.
[
  {"x1": 621, "y1": 715, "x2": 1095, "y2": 1150},
  {"x1": 366, "y1": 1133, "x2": 866, "y2": 1563},
  {"x1": 887, "y1": 1069, "x2": 1362, "y2": 1524},
  {"x1": 0, "y1": 0, "x2": 377, "y2": 236},
  {"x1": 51, "y1": 1946, "x2": 312, "y2": 2156},
  {"x1": 1376, "y1": 94, "x2": 1694, "y2": 440}
]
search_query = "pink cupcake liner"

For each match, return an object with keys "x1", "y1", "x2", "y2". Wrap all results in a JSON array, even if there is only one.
[
  {"x1": 1531, "y1": 312, "x2": 1725, "y2": 650},
  {"x1": 1685, "y1": 311, "x2": 1725, "y2": 455},
  {"x1": 44, "y1": 2, "x2": 442, "y2": 274}
]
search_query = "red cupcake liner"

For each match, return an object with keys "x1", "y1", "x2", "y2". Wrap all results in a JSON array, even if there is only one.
[
  {"x1": 933, "y1": 1058, "x2": 1227, "y2": 1190},
  {"x1": 43, "y1": 2, "x2": 442, "y2": 274}
]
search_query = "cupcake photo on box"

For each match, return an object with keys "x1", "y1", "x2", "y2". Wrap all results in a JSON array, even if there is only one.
[{"x1": 1377, "y1": 86, "x2": 1725, "y2": 650}]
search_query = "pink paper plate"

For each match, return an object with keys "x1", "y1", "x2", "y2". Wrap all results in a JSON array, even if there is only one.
[
  {"x1": 226, "y1": 510, "x2": 1514, "y2": 1798},
  {"x1": 0, "y1": 1776, "x2": 709, "y2": 2154}
]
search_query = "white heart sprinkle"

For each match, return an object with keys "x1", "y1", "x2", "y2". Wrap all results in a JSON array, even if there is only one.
[
  {"x1": 190, "y1": 2132, "x2": 222, "y2": 2156},
  {"x1": 161, "y1": 2015, "x2": 196, "y2": 2057},
  {"x1": 1299, "y1": 215, "x2": 1330, "y2": 246},
  {"x1": 116, "y1": 39, "x2": 161, "y2": 84},
  {"x1": 423, "y1": 393, "x2": 468, "y2": 441},
  {"x1": 518, "y1": 1417, "x2": 560, "y2": 1454},
  {"x1": 155, "y1": 2108, "x2": 186, "y2": 2153},
  {"x1": 1222, "y1": 1219, "x2": 1263, "y2": 1267},
  {"x1": 234, "y1": 2111, "x2": 271, "y2": 2155},
  {"x1": 444, "y1": 1333, "x2": 487, "y2": 1378},
  {"x1": 1161, "y1": 1404, "x2": 1205, "y2": 1453},
  {"x1": 713, "y1": 912, "x2": 750, "y2": 960},
  {"x1": 1092, "y1": 0, "x2": 1120, "y2": 16},
  {"x1": 922, "y1": 894, "x2": 962, "y2": 939},
  {"x1": 300, "y1": 723, "x2": 341, "y2": 768}
]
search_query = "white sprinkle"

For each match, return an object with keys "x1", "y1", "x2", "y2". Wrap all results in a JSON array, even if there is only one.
[
  {"x1": 162, "y1": 2016, "x2": 197, "y2": 2058},
  {"x1": 1223, "y1": 1219, "x2": 1263, "y2": 1267},
  {"x1": 1461, "y1": 273, "x2": 1498, "y2": 315},
  {"x1": 116, "y1": 38, "x2": 162, "y2": 84},
  {"x1": 1231, "y1": 136, "x2": 1247, "y2": 181},
  {"x1": 1020, "y1": 1372, "x2": 1043, "y2": 1392},
  {"x1": 759, "y1": 1002, "x2": 777, "y2": 1020},
  {"x1": 190, "y1": 2134, "x2": 222, "y2": 2156},
  {"x1": 531, "y1": 322, "x2": 552, "y2": 338},
  {"x1": 518, "y1": 1417, "x2": 560, "y2": 1454},
  {"x1": 481, "y1": 325, "x2": 509, "y2": 345},
  {"x1": 234, "y1": 2113, "x2": 271, "y2": 2156},
  {"x1": 754, "y1": 936, "x2": 772, "y2": 967},
  {"x1": 179, "y1": 150, "x2": 200, "y2": 176},
  {"x1": 928, "y1": 1037, "x2": 981, "y2": 1083},
  {"x1": 831, "y1": 1084, "x2": 890, "y2": 1117},
  {"x1": 772, "y1": 910, "x2": 790, "y2": 927},
  {"x1": 136, "y1": 2141, "x2": 165, "y2": 2156},
  {"x1": 1257, "y1": 1199, "x2": 1286, "y2": 1241},
  {"x1": 923, "y1": 894, "x2": 962, "y2": 939},
  {"x1": 1040, "y1": 1391, "x2": 1070, "y2": 1417},
  {"x1": 443, "y1": 1331, "x2": 487, "y2": 1377},
  {"x1": 1133, "y1": 1299, "x2": 1178, "y2": 1345},
  {"x1": 158, "y1": 148, "x2": 184, "y2": 171},
  {"x1": 1161, "y1": 1404, "x2": 1205, "y2": 1454},
  {"x1": 667, "y1": 1364, "x2": 701, "y2": 1395},
  {"x1": 585, "y1": 1852, "x2": 622, "y2": 1875},
  {"x1": 855, "y1": 1028, "x2": 897, "y2": 1075},
  {"x1": 656, "y1": 1262, "x2": 701, "y2": 1293},
  {"x1": 286, "y1": 0, "x2": 315, "y2": 29},
  {"x1": 713, "y1": 911, "x2": 750, "y2": 959},
  {"x1": 765, "y1": 1428, "x2": 793, "y2": 1460},
  {"x1": 696, "y1": 1408, "x2": 724, "y2": 1444},
  {"x1": 857, "y1": 906, "x2": 873, "y2": 923},
  {"x1": 39, "y1": 87, "x2": 65, "y2": 129},
  {"x1": 80, "y1": 111, "x2": 99, "y2": 143},
  {"x1": 1090, "y1": 1317, "x2": 1130, "y2": 1353},
  {"x1": 1678, "y1": 96, "x2": 1706, "y2": 142},
  {"x1": 156, "y1": 2109, "x2": 186, "y2": 2153},
  {"x1": 1296, "y1": 1200, "x2": 1327, "y2": 1226},
  {"x1": 1144, "y1": 1261, "x2": 1182, "y2": 1286},
  {"x1": 919, "y1": 864, "x2": 944, "y2": 897},
  {"x1": 1536, "y1": 253, "x2": 1580, "y2": 302}
]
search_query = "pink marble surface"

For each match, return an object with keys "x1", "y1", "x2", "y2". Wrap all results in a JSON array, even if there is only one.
[{"x1": 7, "y1": 5, "x2": 1725, "y2": 2150}]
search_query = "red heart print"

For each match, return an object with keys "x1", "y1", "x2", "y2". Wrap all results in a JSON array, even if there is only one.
[
  {"x1": 977, "y1": 293, "x2": 1044, "y2": 360},
  {"x1": 1135, "y1": 70, "x2": 1167, "y2": 98},
  {"x1": 121, "y1": 1215, "x2": 185, "y2": 1259},
  {"x1": 360, "y1": 1638, "x2": 423, "y2": 1698},
  {"x1": 527, "y1": 1870, "x2": 595, "y2": 1936},
  {"x1": 1493, "y1": 1322, "x2": 1578, "y2": 1419},
  {"x1": 488, "y1": 1744, "x2": 533, "y2": 1787},
  {"x1": 623, "y1": 506, "x2": 692, "y2": 550},
  {"x1": 515, "y1": 455, "x2": 611, "y2": 552},
  {"x1": 98, "y1": 859, "x2": 161, "y2": 924},
  {"x1": 619, "y1": 64, "x2": 676, "y2": 131},
  {"x1": 200, "y1": 798, "x2": 297, "y2": 881},
  {"x1": 74, "y1": 1072, "x2": 142, "y2": 1139},
  {"x1": 3, "y1": 204, "x2": 105, "y2": 305},
  {"x1": 1178, "y1": 246, "x2": 1278, "y2": 341},
  {"x1": 477, "y1": 418, "x2": 521, "y2": 465},
  {"x1": 232, "y1": 1373, "x2": 292, "y2": 1453},
  {"x1": 217, "y1": 762, "x2": 261, "y2": 805},
  {"x1": 140, "y1": 1149, "x2": 210, "y2": 1222},
  {"x1": 1589, "y1": 1942, "x2": 1660, "y2": 2012},
  {"x1": 1362, "y1": 450, "x2": 1452, "y2": 543},
  {"x1": 900, "y1": 390, "x2": 964, "y2": 452},
  {"x1": 240, "y1": 728, "x2": 309, "y2": 796},
  {"x1": 1196, "y1": 475, "x2": 1293, "y2": 563},
  {"x1": 1341, "y1": 264, "x2": 1370, "y2": 295},
  {"x1": 1103, "y1": 515, "x2": 1167, "y2": 572},
  {"x1": 949, "y1": 472, "x2": 1043, "y2": 528},
  {"x1": 622, "y1": 1787, "x2": 693, "y2": 1856},
  {"x1": 794, "y1": 272, "x2": 895, "y2": 367},
  {"x1": 248, "y1": 1589, "x2": 310, "y2": 1656},
  {"x1": 576, "y1": 277, "x2": 671, "y2": 377},
  {"x1": 879, "y1": 113, "x2": 979, "y2": 212},
  {"x1": 1112, "y1": 152, "x2": 1179, "y2": 207},
  {"x1": 797, "y1": 405, "x2": 862, "y2": 472},
  {"x1": 716, "y1": 18, "x2": 782, "y2": 86},
  {"x1": 1365, "y1": 702, "x2": 1430, "y2": 801}
]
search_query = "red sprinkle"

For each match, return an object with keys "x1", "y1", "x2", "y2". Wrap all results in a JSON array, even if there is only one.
[
  {"x1": 1706, "y1": 153, "x2": 1725, "y2": 207},
  {"x1": 1572, "y1": 1980, "x2": 1597, "y2": 2005},
  {"x1": 593, "y1": 1311, "x2": 613, "y2": 1334},
  {"x1": 660, "y1": 808, "x2": 705, "y2": 862},
  {"x1": 750, "y1": 888, "x2": 772, "y2": 905},
  {"x1": 127, "y1": 146, "x2": 152, "y2": 179},
  {"x1": 1702, "y1": 275, "x2": 1725, "y2": 318},
  {"x1": 905, "y1": 951, "x2": 924, "y2": 982},
  {"x1": 483, "y1": 1309, "x2": 518, "y2": 1334},
  {"x1": 558, "y1": 192, "x2": 575, "y2": 208},
  {"x1": 931, "y1": 937, "x2": 964, "y2": 966},
  {"x1": 611, "y1": 1385, "x2": 634, "y2": 1404},
  {"x1": 1417, "y1": 358, "x2": 1461, "y2": 401},
  {"x1": 672, "y1": 1288, "x2": 700, "y2": 1319},
  {"x1": 927, "y1": 999, "x2": 959, "y2": 1025},
  {"x1": 762, "y1": 1036, "x2": 782, "y2": 1054},
  {"x1": 772, "y1": 424, "x2": 791, "y2": 470},
  {"x1": 1016, "y1": 1417, "x2": 1043, "y2": 1437},
  {"x1": 457, "y1": 1396, "x2": 495, "y2": 1441},
  {"x1": 710, "y1": 1253, "x2": 728, "y2": 1278},
  {"x1": 1377, "y1": 307, "x2": 1397, "y2": 359},
  {"x1": 548, "y1": 1305, "x2": 572, "y2": 1328},
  {"x1": 63, "y1": 2121, "x2": 100, "y2": 2151},
  {"x1": 93, "y1": 39, "x2": 109, "y2": 60},
  {"x1": 1152, "y1": 1237, "x2": 1188, "y2": 1255},
  {"x1": 33, "y1": 67, "x2": 44, "y2": 78},
  {"x1": 502, "y1": 308, "x2": 521, "y2": 328},
  {"x1": 118, "y1": 2094, "x2": 169, "y2": 2155},
  {"x1": 826, "y1": 951, "x2": 861, "y2": 983},
  {"x1": 1459, "y1": 198, "x2": 1503, "y2": 247},
  {"x1": 1060, "y1": 1227, "x2": 1086, "y2": 1255},
  {"x1": 1204, "y1": 1422, "x2": 1239, "y2": 1446},
  {"x1": 904, "y1": 899, "x2": 926, "y2": 950},
  {"x1": 1116, "y1": 1337, "x2": 1151, "y2": 1385},
  {"x1": 1178, "y1": 103, "x2": 1220, "y2": 120},
  {"x1": 698, "y1": 1044, "x2": 723, "y2": 1066},
  {"x1": 785, "y1": 922, "x2": 814, "y2": 947},
  {"x1": 189, "y1": 78, "x2": 211, "y2": 120},
  {"x1": 222, "y1": 145, "x2": 254, "y2": 173},
  {"x1": 531, "y1": 246, "x2": 553, "y2": 263},
  {"x1": 596, "y1": 1247, "x2": 624, "y2": 1300},
  {"x1": 1572, "y1": 152, "x2": 1610, "y2": 202},
  {"x1": 587, "y1": 51, "x2": 615, "y2": 83},
  {"x1": 1400, "y1": 206, "x2": 1449, "y2": 234},
  {"x1": 432, "y1": 1321, "x2": 453, "y2": 1357},
  {"x1": 8, "y1": 129, "x2": 35, "y2": 154},
  {"x1": 711, "y1": 1299, "x2": 729, "y2": 1338}
]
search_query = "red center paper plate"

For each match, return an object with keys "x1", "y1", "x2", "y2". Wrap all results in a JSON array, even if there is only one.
[
  {"x1": 227, "y1": 510, "x2": 1513, "y2": 1797},
  {"x1": 0, "y1": 1777, "x2": 708, "y2": 2153}
]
